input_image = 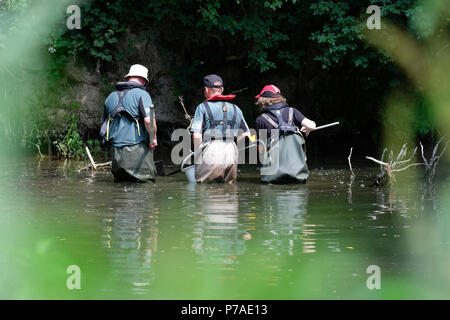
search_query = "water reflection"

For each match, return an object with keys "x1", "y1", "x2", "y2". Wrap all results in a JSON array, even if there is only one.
[
  {"x1": 97, "y1": 183, "x2": 159, "y2": 295},
  {"x1": 5, "y1": 158, "x2": 449, "y2": 298},
  {"x1": 259, "y1": 185, "x2": 309, "y2": 255},
  {"x1": 191, "y1": 184, "x2": 250, "y2": 266}
]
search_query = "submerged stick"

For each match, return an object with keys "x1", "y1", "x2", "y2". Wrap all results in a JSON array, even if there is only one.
[
  {"x1": 78, "y1": 161, "x2": 111, "y2": 172},
  {"x1": 348, "y1": 147, "x2": 355, "y2": 179},
  {"x1": 85, "y1": 146, "x2": 97, "y2": 170},
  {"x1": 365, "y1": 156, "x2": 388, "y2": 166}
]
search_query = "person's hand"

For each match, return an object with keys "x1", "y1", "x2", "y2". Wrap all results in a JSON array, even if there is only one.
[
  {"x1": 301, "y1": 127, "x2": 310, "y2": 137},
  {"x1": 150, "y1": 138, "x2": 158, "y2": 150}
]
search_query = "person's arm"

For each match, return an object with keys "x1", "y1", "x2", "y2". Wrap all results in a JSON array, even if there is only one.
[
  {"x1": 144, "y1": 114, "x2": 157, "y2": 150},
  {"x1": 301, "y1": 118, "x2": 316, "y2": 131},
  {"x1": 193, "y1": 132, "x2": 202, "y2": 152},
  {"x1": 255, "y1": 117, "x2": 267, "y2": 155},
  {"x1": 139, "y1": 94, "x2": 157, "y2": 150},
  {"x1": 190, "y1": 104, "x2": 205, "y2": 152},
  {"x1": 294, "y1": 109, "x2": 316, "y2": 137},
  {"x1": 101, "y1": 104, "x2": 108, "y2": 123}
]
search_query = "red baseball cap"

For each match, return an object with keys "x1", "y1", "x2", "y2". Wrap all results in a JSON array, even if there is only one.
[{"x1": 255, "y1": 85, "x2": 281, "y2": 99}]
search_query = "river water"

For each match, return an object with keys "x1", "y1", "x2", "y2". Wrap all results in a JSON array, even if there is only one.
[{"x1": 0, "y1": 157, "x2": 449, "y2": 299}]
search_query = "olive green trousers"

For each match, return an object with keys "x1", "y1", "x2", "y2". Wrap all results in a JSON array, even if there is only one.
[
  {"x1": 260, "y1": 133, "x2": 309, "y2": 184},
  {"x1": 110, "y1": 142, "x2": 156, "y2": 182}
]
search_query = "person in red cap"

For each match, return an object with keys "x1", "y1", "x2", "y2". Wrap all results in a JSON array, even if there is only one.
[
  {"x1": 254, "y1": 85, "x2": 316, "y2": 183},
  {"x1": 190, "y1": 74, "x2": 250, "y2": 183}
]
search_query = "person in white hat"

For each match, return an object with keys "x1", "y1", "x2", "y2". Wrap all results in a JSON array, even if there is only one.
[
  {"x1": 100, "y1": 64, "x2": 158, "y2": 182},
  {"x1": 125, "y1": 64, "x2": 149, "y2": 84}
]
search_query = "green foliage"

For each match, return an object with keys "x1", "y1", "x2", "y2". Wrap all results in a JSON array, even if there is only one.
[
  {"x1": 0, "y1": 0, "x2": 30, "y2": 48},
  {"x1": 413, "y1": 94, "x2": 434, "y2": 136},
  {"x1": 47, "y1": 0, "x2": 302, "y2": 72},
  {"x1": 86, "y1": 139, "x2": 101, "y2": 155},
  {"x1": 49, "y1": 1, "x2": 123, "y2": 63},
  {"x1": 48, "y1": 0, "x2": 425, "y2": 75},
  {"x1": 54, "y1": 114, "x2": 84, "y2": 160},
  {"x1": 309, "y1": 0, "x2": 416, "y2": 69},
  {"x1": 379, "y1": 91, "x2": 436, "y2": 141},
  {"x1": 2, "y1": 0, "x2": 443, "y2": 156}
]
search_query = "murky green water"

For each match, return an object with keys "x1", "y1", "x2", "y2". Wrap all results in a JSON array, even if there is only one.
[{"x1": 0, "y1": 157, "x2": 449, "y2": 299}]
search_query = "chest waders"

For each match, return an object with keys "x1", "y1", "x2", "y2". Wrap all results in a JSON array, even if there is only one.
[{"x1": 260, "y1": 107, "x2": 309, "y2": 184}]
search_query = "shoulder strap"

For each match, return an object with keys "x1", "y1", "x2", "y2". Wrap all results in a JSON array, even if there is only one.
[
  {"x1": 109, "y1": 89, "x2": 130, "y2": 119},
  {"x1": 288, "y1": 108, "x2": 294, "y2": 126},
  {"x1": 202, "y1": 101, "x2": 221, "y2": 128},
  {"x1": 99, "y1": 89, "x2": 139, "y2": 141},
  {"x1": 202, "y1": 102, "x2": 238, "y2": 137},
  {"x1": 222, "y1": 102, "x2": 227, "y2": 137},
  {"x1": 261, "y1": 113, "x2": 278, "y2": 128},
  {"x1": 231, "y1": 104, "x2": 237, "y2": 126}
]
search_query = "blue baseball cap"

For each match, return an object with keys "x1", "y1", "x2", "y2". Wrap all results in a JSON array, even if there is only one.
[{"x1": 203, "y1": 74, "x2": 223, "y2": 88}]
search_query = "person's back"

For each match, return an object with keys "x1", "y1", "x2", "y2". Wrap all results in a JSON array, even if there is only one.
[
  {"x1": 100, "y1": 64, "x2": 158, "y2": 182},
  {"x1": 254, "y1": 85, "x2": 316, "y2": 184},
  {"x1": 103, "y1": 84, "x2": 152, "y2": 147},
  {"x1": 190, "y1": 74, "x2": 250, "y2": 183}
]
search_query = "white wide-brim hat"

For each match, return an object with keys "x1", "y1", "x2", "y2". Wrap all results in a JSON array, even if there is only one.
[{"x1": 125, "y1": 64, "x2": 149, "y2": 82}]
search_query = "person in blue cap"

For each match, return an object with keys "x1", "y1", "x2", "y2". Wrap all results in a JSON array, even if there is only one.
[{"x1": 190, "y1": 74, "x2": 250, "y2": 183}]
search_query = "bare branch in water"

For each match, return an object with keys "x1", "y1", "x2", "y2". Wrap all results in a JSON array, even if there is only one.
[
  {"x1": 79, "y1": 161, "x2": 111, "y2": 172},
  {"x1": 365, "y1": 156, "x2": 388, "y2": 166},
  {"x1": 348, "y1": 147, "x2": 355, "y2": 180},
  {"x1": 420, "y1": 137, "x2": 449, "y2": 184},
  {"x1": 392, "y1": 162, "x2": 425, "y2": 172},
  {"x1": 366, "y1": 143, "x2": 421, "y2": 186}
]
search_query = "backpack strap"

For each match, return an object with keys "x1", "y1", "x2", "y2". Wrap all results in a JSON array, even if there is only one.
[
  {"x1": 288, "y1": 107, "x2": 294, "y2": 126},
  {"x1": 261, "y1": 113, "x2": 278, "y2": 128},
  {"x1": 202, "y1": 102, "x2": 221, "y2": 128},
  {"x1": 100, "y1": 89, "x2": 140, "y2": 141},
  {"x1": 109, "y1": 90, "x2": 128, "y2": 119},
  {"x1": 263, "y1": 107, "x2": 297, "y2": 134},
  {"x1": 231, "y1": 104, "x2": 237, "y2": 127},
  {"x1": 222, "y1": 102, "x2": 227, "y2": 137},
  {"x1": 202, "y1": 102, "x2": 239, "y2": 141}
]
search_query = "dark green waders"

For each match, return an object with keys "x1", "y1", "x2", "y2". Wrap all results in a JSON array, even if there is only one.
[
  {"x1": 260, "y1": 133, "x2": 309, "y2": 184},
  {"x1": 110, "y1": 142, "x2": 156, "y2": 182}
]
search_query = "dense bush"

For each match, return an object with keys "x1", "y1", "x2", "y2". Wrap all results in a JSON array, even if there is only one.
[{"x1": 1, "y1": 0, "x2": 445, "y2": 157}]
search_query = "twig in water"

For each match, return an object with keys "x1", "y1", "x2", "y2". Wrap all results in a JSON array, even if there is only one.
[
  {"x1": 366, "y1": 143, "x2": 423, "y2": 186},
  {"x1": 78, "y1": 161, "x2": 111, "y2": 172},
  {"x1": 347, "y1": 147, "x2": 355, "y2": 180},
  {"x1": 420, "y1": 137, "x2": 448, "y2": 184},
  {"x1": 178, "y1": 95, "x2": 193, "y2": 132},
  {"x1": 178, "y1": 95, "x2": 192, "y2": 121},
  {"x1": 85, "y1": 146, "x2": 97, "y2": 170}
]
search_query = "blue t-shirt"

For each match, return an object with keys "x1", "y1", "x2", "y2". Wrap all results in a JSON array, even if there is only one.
[
  {"x1": 103, "y1": 87, "x2": 154, "y2": 147},
  {"x1": 190, "y1": 101, "x2": 249, "y2": 140}
]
